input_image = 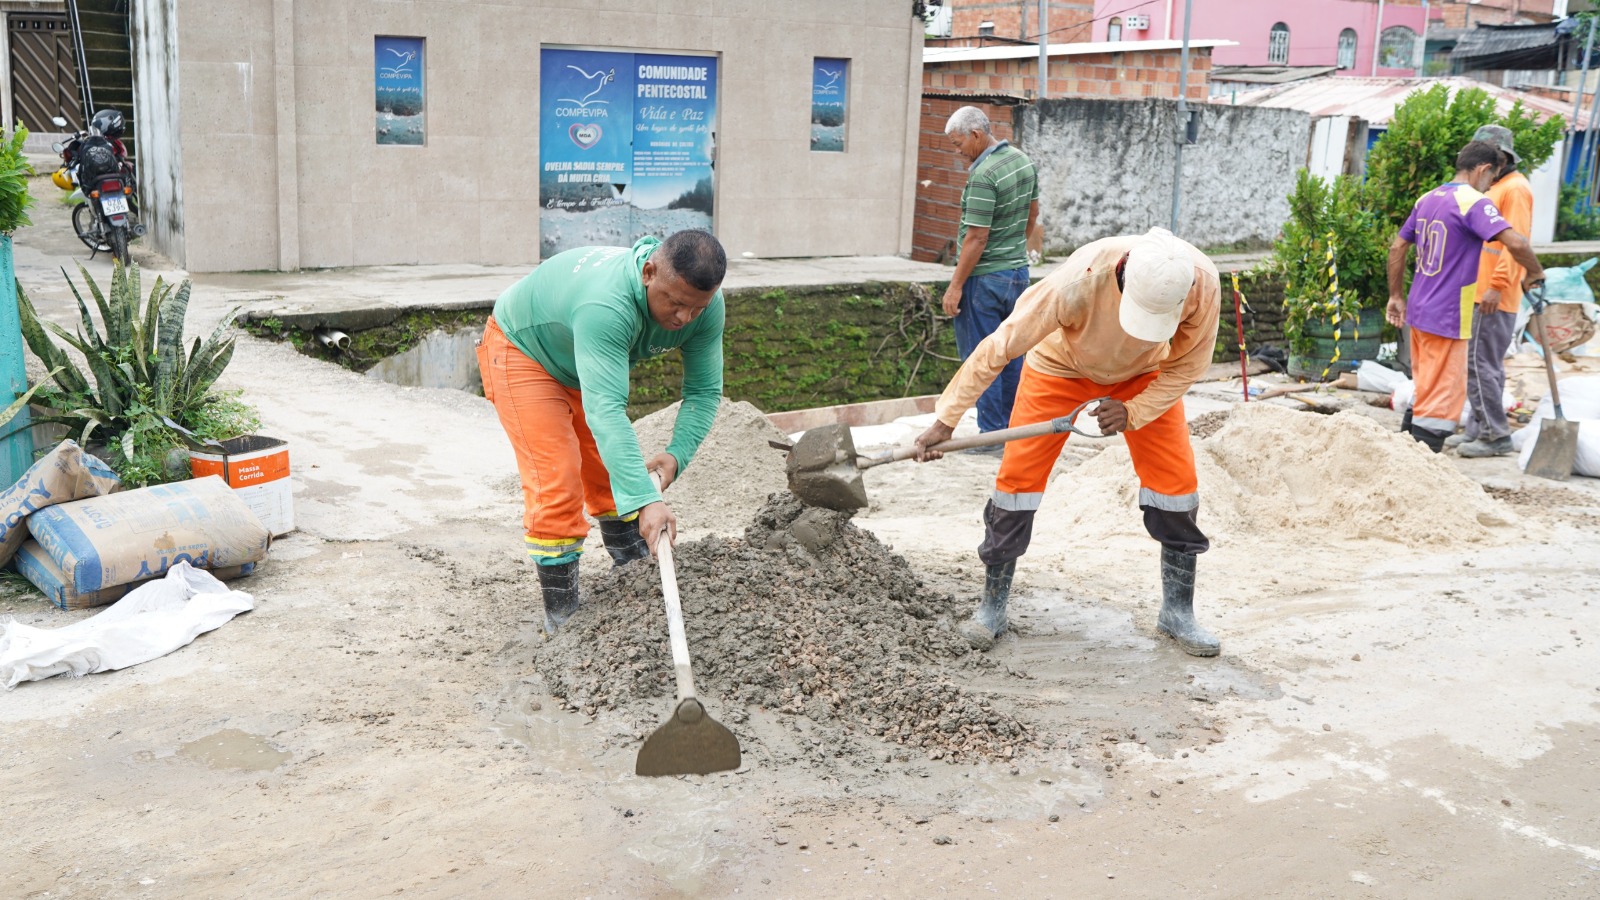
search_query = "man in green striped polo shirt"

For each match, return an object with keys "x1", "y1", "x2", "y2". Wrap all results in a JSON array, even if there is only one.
[{"x1": 942, "y1": 105, "x2": 1040, "y2": 437}]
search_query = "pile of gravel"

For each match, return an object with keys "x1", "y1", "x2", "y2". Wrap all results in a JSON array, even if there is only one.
[{"x1": 534, "y1": 493, "x2": 1039, "y2": 763}]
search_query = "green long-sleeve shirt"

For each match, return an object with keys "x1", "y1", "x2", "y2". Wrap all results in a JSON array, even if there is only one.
[{"x1": 491, "y1": 237, "x2": 725, "y2": 515}]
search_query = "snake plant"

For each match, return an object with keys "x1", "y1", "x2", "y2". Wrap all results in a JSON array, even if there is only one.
[{"x1": 15, "y1": 262, "x2": 240, "y2": 472}]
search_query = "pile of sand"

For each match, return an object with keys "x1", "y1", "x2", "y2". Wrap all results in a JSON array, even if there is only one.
[
  {"x1": 633, "y1": 399, "x2": 790, "y2": 532},
  {"x1": 534, "y1": 493, "x2": 1038, "y2": 763},
  {"x1": 1054, "y1": 403, "x2": 1514, "y2": 547}
]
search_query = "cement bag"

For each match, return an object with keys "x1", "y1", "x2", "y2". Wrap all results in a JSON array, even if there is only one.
[
  {"x1": 0, "y1": 562, "x2": 253, "y2": 689},
  {"x1": 1511, "y1": 376, "x2": 1600, "y2": 477},
  {"x1": 26, "y1": 475, "x2": 269, "y2": 595},
  {"x1": 13, "y1": 539, "x2": 254, "y2": 611},
  {"x1": 0, "y1": 440, "x2": 121, "y2": 567}
]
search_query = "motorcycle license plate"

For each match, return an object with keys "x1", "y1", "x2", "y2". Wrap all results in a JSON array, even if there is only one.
[{"x1": 101, "y1": 195, "x2": 129, "y2": 215}]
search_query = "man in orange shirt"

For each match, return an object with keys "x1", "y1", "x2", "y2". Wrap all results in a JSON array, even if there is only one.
[
  {"x1": 913, "y1": 228, "x2": 1222, "y2": 656},
  {"x1": 1454, "y1": 125, "x2": 1534, "y2": 458}
]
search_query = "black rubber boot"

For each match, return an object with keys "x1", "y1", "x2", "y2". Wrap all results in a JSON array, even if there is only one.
[
  {"x1": 536, "y1": 560, "x2": 581, "y2": 634},
  {"x1": 959, "y1": 560, "x2": 1015, "y2": 650},
  {"x1": 599, "y1": 518, "x2": 649, "y2": 567},
  {"x1": 1412, "y1": 425, "x2": 1449, "y2": 453},
  {"x1": 1156, "y1": 547, "x2": 1220, "y2": 657}
]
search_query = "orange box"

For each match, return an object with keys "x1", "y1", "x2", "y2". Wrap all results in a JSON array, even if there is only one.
[{"x1": 190, "y1": 435, "x2": 294, "y2": 537}]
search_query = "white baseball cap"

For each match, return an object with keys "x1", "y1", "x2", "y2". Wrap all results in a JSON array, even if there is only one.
[{"x1": 1119, "y1": 228, "x2": 1195, "y2": 343}]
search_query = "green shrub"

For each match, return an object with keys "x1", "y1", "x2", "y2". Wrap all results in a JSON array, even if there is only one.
[
  {"x1": 1365, "y1": 85, "x2": 1562, "y2": 231},
  {"x1": 0, "y1": 123, "x2": 35, "y2": 235},
  {"x1": 1557, "y1": 177, "x2": 1600, "y2": 241},
  {"x1": 16, "y1": 263, "x2": 258, "y2": 486}
]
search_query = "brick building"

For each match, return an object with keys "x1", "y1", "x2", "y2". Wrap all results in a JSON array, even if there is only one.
[
  {"x1": 942, "y1": 0, "x2": 1095, "y2": 42},
  {"x1": 1435, "y1": 0, "x2": 1559, "y2": 29}
]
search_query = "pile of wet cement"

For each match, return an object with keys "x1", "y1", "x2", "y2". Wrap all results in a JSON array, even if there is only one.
[
  {"x1": 633, "y1": 399, "x2": 790, "y2": 533},
  {"x1": 534, "y1": 493, "x2": 1039, "y2": 763},
  {"x1": 1059, "y1": 403, "x2": 1516, "y2": 547}
]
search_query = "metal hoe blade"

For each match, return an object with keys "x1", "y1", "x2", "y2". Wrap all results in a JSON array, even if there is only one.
[
  {"x1": 785, "y1": 422, "x2": 868, "y2": 511},
  {"x1": 635, "y1": 698, "x2": 742, "y2": 777},
  {"x1": 1525, "y1": 418, "x2": 1579, "y2": 481}
]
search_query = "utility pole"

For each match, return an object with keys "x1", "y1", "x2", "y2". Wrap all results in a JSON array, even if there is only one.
[
  {"x1": 1414, "y1": 0, "x2": 1429, "y2": 75},
  {"x1": 1565, "y1": 15, "x2": 1597, "y2": 177},
  {"x1": 1169, "y1": 0, "x2": 1194, "y2": 233},
  {"x1": 1038, "y1": 0, "x2": 1048, "y2": 99},
  {"x1": 1372, "y1": 0, "x2": 1387, "y2": 76}
]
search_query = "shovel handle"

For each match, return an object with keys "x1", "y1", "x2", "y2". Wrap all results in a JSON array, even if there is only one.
[
  {"x1": 1529, "y1": 289, "x2": 1566, "y2": 419},
  {"x1": 650, "y1": 472, "x2": 696, "y2": 702},
  {"x1": 856, "y1": 397, "x2": 1113, "y2": 469}
]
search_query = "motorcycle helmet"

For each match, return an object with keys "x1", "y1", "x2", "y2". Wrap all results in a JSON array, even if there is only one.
[
  {"x1": 51, "y1": 167, "x2": 73, "y2": 191},
  {"x1": 89, "y1": 108, "x2": 124, "y2": 138}
]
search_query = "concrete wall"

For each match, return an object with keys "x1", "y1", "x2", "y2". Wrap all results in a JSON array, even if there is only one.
[
  {"x1": 131, "y1": 0, "x2": 183, "y2": 265},
  {"x1": 1017, "y1": 97, "x2": 1310, "y2": 250},
  {"x1": 158, "y1": 0, "x2": 922, "y2": 272}
]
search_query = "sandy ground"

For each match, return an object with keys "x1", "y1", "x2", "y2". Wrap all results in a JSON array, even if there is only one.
[{"x1": 3, "y1": 188, "x2": 1600, "y2": 898}]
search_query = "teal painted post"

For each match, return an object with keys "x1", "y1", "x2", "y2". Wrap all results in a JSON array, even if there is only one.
[{"x1": 0, "y1": 235, "x2": 34, "y2": 484}]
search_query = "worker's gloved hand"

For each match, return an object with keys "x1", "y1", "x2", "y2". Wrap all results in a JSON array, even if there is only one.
[
  {"x1": 646, "y1": 452, "x2": 679, "y2": 492},
  {"x1": 1093, "y1": 398, "x2": 1129, "y2": 435},
  {"x1": 637, "y1": 501, "x2": 677, "y2": 557},
  {"x1": 914, "y1": 420, "x2": 955, "y2": 461}
]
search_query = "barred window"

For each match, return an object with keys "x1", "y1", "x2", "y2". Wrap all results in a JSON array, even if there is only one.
[
  {"x1": 1268, "y1": 23, "x2": 1290, "y2": 65},
  {"x1": 1337, "y1": 29, "x2": 1358, "y2": 70}
]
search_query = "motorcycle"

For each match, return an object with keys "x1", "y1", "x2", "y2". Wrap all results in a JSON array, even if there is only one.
[{"x1": 50, "y1": 110, "x2": 144, "y2": 266}]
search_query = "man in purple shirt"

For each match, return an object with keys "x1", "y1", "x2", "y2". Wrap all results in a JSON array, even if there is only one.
[{"x1": 1386, "y1": 141, "x2": 1545, "y2": 452}]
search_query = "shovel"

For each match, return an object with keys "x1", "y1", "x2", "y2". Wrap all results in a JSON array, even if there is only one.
[
  {"x1": 635, "y1": 473, "x2": 742, "y2": 777},
  {"x1": 1523, "y1": 289, "x2": 1580, "y2": 482},
  {"x1": 778, "y1": 397, "x2": 1113, "y2": 511}
]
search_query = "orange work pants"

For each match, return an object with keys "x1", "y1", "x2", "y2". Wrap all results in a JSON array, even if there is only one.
[
  {"x1": 478, "y1": 317, "x2": 627, "y2": 565},
  {"x1": 979, "y1": 363, "x2": 1207, "y2": 564},
  {"x1": 1409, "y1": 327, "x2": 1468, "y2": 434}
]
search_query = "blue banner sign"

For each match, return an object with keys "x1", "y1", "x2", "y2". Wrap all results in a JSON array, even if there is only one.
[
  {"x1": 375, "y1": 36, "x2": 425, "y2": 145},
  {"x1": 540, "y1": 47, "x2": 718, "y2": 258},
  {"x1": 811, "y1": 58, "x2": 848, "y2": 152}
]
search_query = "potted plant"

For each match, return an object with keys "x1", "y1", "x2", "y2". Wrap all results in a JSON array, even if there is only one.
[{"x1": 1274, "y1": 170, "x2": 1387, "y2": 379}]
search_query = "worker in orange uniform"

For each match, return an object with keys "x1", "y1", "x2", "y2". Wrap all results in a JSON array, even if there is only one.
[
  {"x1": 479, "y1": 231, "x2": 727, "y2": 634},
  {"x1": 1453, "y1": 125, "x2": 1534, "y2": 458},
  {"x1": 914, "y1": 228, "x2": 1223, "y2": 656}
]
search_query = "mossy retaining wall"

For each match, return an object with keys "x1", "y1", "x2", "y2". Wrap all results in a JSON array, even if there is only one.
[{"x1": 248, "y1": 282, "x2": 961, "y2": 418}]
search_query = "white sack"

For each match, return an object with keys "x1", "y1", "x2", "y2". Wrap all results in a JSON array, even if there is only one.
[
  {"x1": 1512, "y1": 375, "x2": 1600, "y2": 477},
  {"x1": 1357, "y1": 360, "x2": 1407, "y2": 394},
  {"x1": 0, "y1": 562, "x2": 253, "y2": 689}
]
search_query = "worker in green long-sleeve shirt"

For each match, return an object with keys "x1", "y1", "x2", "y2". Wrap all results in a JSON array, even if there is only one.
[{"x1": 478, "y1": 230, "x2": 726, "y2": 633}]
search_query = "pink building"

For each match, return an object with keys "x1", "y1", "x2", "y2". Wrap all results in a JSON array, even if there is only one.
[{"x1": 1090, "y1": 0, "x2": 1436, "y2": 77}]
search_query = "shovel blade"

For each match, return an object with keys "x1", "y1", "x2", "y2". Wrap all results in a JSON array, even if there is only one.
[
  {"x1": 785, "y1": 423, "x2": 868, "y2": 511},
  {"x1": 1524, "y1": 418, "x2": 1581, "y2": 481},
  {"x1": 635, "y1": 698, "x2": 742, "y2": 777}
]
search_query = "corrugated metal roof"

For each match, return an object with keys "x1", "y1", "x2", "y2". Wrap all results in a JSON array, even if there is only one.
[
  {"x1": 1452, "y1": 23, "x2": 1561, "y2": 65},
  {"x1": 1211, "y1": 65, "x2": 1341, "y2": 85},
  {"x1": 1221, "y1": 76, "x2": 1593, "y2": 130},
  {"x1": 924, "y1": 39, "x2": 1234, "y2": 65}
]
